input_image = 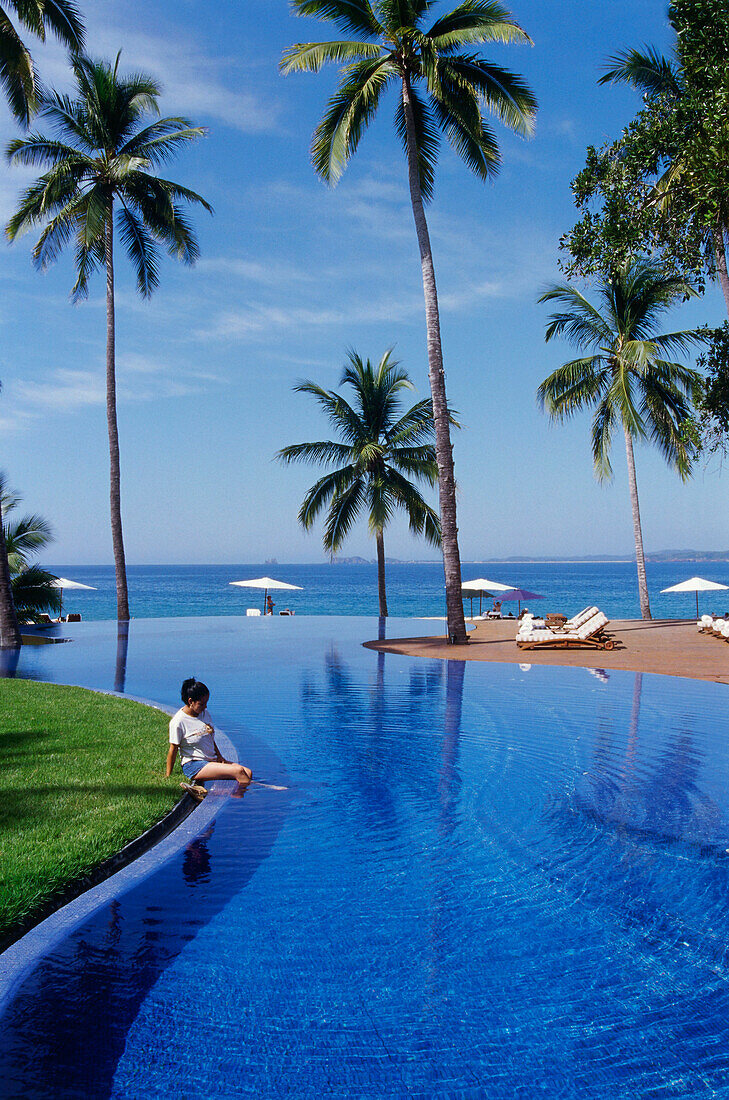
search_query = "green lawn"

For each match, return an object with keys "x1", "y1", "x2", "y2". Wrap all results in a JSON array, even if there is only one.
[{"x1": 0, "y1": 679, "x2": 180, "y2": 945}]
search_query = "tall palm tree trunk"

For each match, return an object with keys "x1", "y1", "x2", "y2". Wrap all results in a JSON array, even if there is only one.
[
  {"x1": 401, "y1": 75, "x2": 467, "y2": 644},
  {"x1": 623, "y1": 425, "x2": 652, "y2": 620},
  {"x1": 712, "y1": 221, "x2": 729, "y2": 317},
  {"x1": 376, "y1": 528, "x2": 388, "y2": 617},
  {"x1": 0, "y1": 497, "x2": 20, "y2": 648},
  {"x1": 105, "y1": 204, "x2": 130, "y2": 621}
]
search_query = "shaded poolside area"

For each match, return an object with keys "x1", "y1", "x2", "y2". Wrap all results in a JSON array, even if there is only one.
[{"x1": 365, "y1": 617, "x2": 729, "y2": 685}]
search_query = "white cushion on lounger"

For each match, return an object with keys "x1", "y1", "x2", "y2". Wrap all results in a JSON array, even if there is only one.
[
  {"x1": 565, "y1": 606, "x2": 598, "y2": 630},
  {"x1": 713, "y1": 619, "x2": 725, "y2": 632}
]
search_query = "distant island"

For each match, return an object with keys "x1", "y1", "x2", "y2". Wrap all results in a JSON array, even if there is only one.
[
  {"x1": 470, "y1": 551, "x2": 729, "y2": 564},
  {"x1": 327, "y1": 551, "x2": 729, "y2": 565}
]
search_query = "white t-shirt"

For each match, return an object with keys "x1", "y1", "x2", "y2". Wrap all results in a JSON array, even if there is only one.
[{"x1": 169, "y1": 707, "x2": 217, "y2": 765}]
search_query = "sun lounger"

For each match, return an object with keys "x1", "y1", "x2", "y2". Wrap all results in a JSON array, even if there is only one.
[
  {"x1": 564, "y1": 606, "x2": 599, "y2": 631},
  {"x1": 517, "y1": 610, "x2": 616, "y2": 651},
  {"x1": 246, "y1": 608, "x2": 261, "y2": 617}
]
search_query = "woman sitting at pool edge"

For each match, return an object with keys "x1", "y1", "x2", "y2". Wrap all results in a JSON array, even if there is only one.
[{"x1": 167, "y1": 677, "x2": 253, "y2": 799}]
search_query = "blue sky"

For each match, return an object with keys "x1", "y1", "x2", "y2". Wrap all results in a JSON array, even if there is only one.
[{"x1": 1, "y1": 0, "x2": 726, "y2": 565}]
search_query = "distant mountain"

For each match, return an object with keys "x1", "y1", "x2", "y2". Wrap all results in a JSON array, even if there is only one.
[{"x1": 471, "y1": 551, "x2": 729, "y2": 563}]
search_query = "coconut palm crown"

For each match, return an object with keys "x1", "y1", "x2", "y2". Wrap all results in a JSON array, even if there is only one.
[
  {"x1": 537, "y1": 258, "x2": 704, "y2": 620},
  {"x1": 278, "y1": 349, "x2": 443, "y2": 616},
  {"x1": 6, "y1": 52, "x2": 212, "y2": 622},
  {"x1": 281, "y1": 0, "x2": 537, "y2": 643},
  {"x1": 0, "y1": 471, "x2": 61, "y2": 622},
  {"x1": 1, "y1": 0, "x2": 84, "y2": 123}
]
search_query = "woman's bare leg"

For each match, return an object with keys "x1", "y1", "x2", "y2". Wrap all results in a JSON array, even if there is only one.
[
  {"x1": 193, "y1": 762, "x2": 286, "y2": 791},
  {"x1": 194, "y1": 761, "x2": 252, "y2": 786}
]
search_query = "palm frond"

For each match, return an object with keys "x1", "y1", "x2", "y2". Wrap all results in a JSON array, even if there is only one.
[
  {"x1": 427, "y1": 1, "x2": 532, "y2": 51},
  {"x1": 277, "y1": 440, "x2": 353, "y2": 466},
  {"x1": 11, "y1": 563, "x2": 61, "y2": 620},
  {"x1": 537, "y1": 357, "x2": 608, "y2": 419},
  {"x1": 0, "y1": 11, "x2": 36, "y2": 122},
  {"x1": 118, "y1": 119, "x2": 207, "y2": 166},
  {"x1": 539, "y1": 283, "x2": 614, "y2": 348},
  {"x1": 429, "y1": 65, "x2": 499, "y2": 179},
  {"x1": 289, "y1": 0, "x2": 384, "y2": 38},
  {"x1": 390, "y1": 444, "x2": 438, "y2": 482},
  {"x1": 381, "y1": 466, "x2": 441, "y2": 545},
  {"x1": 640, "y1": 373, "x2": 696, "y2": 479},
  {"x1": 311, "y1": 56, "x2": 395, "y2": 183},
  {"x1": 34, "y1": 0, "x2": 84, "y2": 51},
  {"x1": 388, "y1": 398, "x2": 437, "y2": 444},
  {"x1": 590, "y1": 396, "x2": 616, "y2": 481},
  {"x1": 299, "y1": 465, "x2": 360, "y2": 529},
  {"x1": 323, "y1": 477, "x2": 366, "y2": 551},
  {"x1": 599, "y1": 46, "x2": 683, "y2": 98},
  {"x1": 280, "y1": 38, "x2": 384, "y2": 73},
  {"x1": 5, "y1": 511, "x2": 54, "y2": 569},
  {"x1": 394, "y1": 80, "x2": 439, "y2": 200},
  {"x1": 116, "y1": 201, "x2": 159, "y2": 296},
  {"x1": 443, "y1": 54, "x2": 536, "y2": 137},
  {"x1": 294, "y1": 379, "x2": 365, "y2": 443}
]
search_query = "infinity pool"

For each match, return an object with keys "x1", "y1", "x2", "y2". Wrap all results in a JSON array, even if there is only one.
[{"x1": 2, "y1": 617, "x2": 729, "y2": 1098}]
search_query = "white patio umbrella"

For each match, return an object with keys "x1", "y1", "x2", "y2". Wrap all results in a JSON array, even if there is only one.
[
  {"x1": 50, "y1": 577, "x2": 97, "y2": 619},
  {"x1": 229, "y1": 576, "x2": 303, "y2": 614},
  {"x1": 461, "y1": 577, "x2": 512, "y2": 617},
  {"x1": 660, "y1": 576, "x2": 729, "y2": 618}
]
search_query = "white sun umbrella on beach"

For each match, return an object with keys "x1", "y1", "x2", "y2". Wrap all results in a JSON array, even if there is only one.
[
  {"x1": 229, "y1": 576, "x2": 303, "y2": 614},
  {"x1": 461, "y1": 577, "x2": 512, "y2": 617},
  {"x1": 50, "y1": 577, "x2": 96, "y2": 619},
  {"x1": 660, "y1": 576, "x2": 729, "y2": 618}
]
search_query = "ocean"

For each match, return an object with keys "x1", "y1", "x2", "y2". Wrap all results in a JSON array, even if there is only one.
[{"x1": 46, "y1": 561, "x2": 729, "y2": 622}]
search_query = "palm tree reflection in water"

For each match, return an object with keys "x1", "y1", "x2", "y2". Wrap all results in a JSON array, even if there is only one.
[
  {"x1": 114, "y1": 620, "x2": 130, "y2": 693},
  {"x1": 575, "y1": 672, "x2": 724, "y2": 849}
]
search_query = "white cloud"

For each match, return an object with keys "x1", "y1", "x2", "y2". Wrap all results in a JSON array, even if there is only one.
[{"x1": 0, "y1": 6, "x2": 281, "y2": 139}]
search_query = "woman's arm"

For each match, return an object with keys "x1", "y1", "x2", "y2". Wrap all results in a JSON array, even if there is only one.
[
  {"x1": 212, "y1": 739, "x2": 229, "y2": 764},
  {"x1": 166, "y1": 743, "x2": 178, "y2": 777}
]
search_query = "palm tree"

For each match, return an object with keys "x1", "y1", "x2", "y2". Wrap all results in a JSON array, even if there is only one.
[
  {"x1": 537, "y1": 259, "x2": 704, "y2": 620},
  {"x1": 281, "y1": 0, "x2": 537, "y2": 643},
  {"x1": 277, "y1": 349, "x2": 442, "y2": 616},
  {"x1": 1, "y1": 0, "x2": 84, "y2": 123},
  {"x1": 0, "y1": 3, "x2": 84, "y2": 645},
  {"x1": 6, "y1": 53, "x2": 211, "y2": 621},
  {"x1": 0, "y1": 387, "x2": 21, "y2": 647},
  {"x1": 0, "y1": 471, "x2": 61, "y2": 622}
]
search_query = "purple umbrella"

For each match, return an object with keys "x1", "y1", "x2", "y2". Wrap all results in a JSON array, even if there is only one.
[{"x1": 498, "y1": 588, "x2": 545, "y2": 615}]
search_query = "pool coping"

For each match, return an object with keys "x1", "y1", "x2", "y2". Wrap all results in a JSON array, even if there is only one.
[{"x1": 0, "y1": 689, "x2": 237, "y2": 1013}]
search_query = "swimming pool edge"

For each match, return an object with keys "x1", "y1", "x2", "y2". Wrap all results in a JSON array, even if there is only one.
[{"x1": 0, "y1": 690, "x2": 238, "y2": 1013}]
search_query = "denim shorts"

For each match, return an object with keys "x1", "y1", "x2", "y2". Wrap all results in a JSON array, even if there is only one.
[{"x1": 181, "y1": 758, "x2": 208, "y2": 780}]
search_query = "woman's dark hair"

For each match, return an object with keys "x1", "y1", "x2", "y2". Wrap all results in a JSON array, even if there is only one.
[{"x1": 181, "y1": 677, "x2": 209, "y2": 704}]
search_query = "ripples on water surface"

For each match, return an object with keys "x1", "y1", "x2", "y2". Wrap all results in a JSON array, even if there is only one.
[{"x1": 2, "y1": 617, "x2": 729, "y2": 1098}]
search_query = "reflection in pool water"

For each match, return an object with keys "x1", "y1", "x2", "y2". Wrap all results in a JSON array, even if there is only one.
[{"x1": 1, "y1": 616, "x2": 729, "y2": 1098}]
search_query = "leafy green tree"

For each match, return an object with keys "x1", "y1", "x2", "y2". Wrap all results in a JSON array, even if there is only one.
[
  {"x1": 278, "y1": 349, "x2": 442, "y2": 616},
  {"x1": 0, "y1": 472, "x2": 61, "y2": 622},
  {"x1": 694, "y1": 320, "x2": 729, "y2": 454},
  {"x1": 1, "y1": 0, "x2": 84, "y2": 123},
  {"x1": 537, "y1": 260, "x2": 704, "y2": 620},
  {"x1": 281, "y1": 0, "x2": 537, "y2": 643},
  {"x1": 562, "y1": 2, "x2": 729, "y2": 315},
  {"x1": 6, "y1": 53, "x2": 211, "y2": 621}
]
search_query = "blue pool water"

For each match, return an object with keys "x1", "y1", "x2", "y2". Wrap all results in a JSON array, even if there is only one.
[{"x1": 2, "y1": 617, "x2": 729, "y2": 1097}]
